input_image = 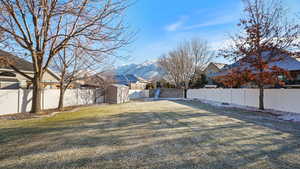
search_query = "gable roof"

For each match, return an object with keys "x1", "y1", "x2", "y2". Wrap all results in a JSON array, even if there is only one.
[
  {"x1": 0, "y1": 50, "x2": 33, "y2": 72},
  {"x1": 213, "y1": 63, "x2": 227, "y2": 69},
  {"x1": 204, "y1": 62, "x2": 227, "y2": 73},
  {"x1": 0, "y1": 50, "x2": 60, "y2": 80},
  {"x1": 210, "y1": 51, "x2": 300, "y2": 77}
]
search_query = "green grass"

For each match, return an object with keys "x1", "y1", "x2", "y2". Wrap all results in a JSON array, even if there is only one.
[{"x1": 1, "y1": 100, "x2": 300, "y2": 169}]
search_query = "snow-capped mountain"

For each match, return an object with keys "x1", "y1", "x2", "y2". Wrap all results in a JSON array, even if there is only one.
[{"x1": 116, "y1": 60, "x2": 165, "y2": 80}]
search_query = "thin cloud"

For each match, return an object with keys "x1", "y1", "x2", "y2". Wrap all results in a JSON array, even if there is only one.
[
  {"x1": 183, "y1": 15, "x2": 238, "y2": 30},
  {"x1": 164, "y1": 16, "x2": 188, "y2": 32}
]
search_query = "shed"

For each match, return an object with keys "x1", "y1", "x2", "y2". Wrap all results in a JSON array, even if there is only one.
[{"x1": 105, "y1": 84, "x2": 129, "y2": 104}]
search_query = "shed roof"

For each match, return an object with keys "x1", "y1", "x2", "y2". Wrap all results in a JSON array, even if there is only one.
[{"x1": 110, "y1": 84, "x2": 129, "y2": 88}]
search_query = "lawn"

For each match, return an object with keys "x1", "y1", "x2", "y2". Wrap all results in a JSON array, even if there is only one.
[{"x1": 1, "y1": 100, "x2": 300, "y2": 169}]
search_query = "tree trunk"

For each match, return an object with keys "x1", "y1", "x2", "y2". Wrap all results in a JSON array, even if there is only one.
[
  {"x1": 31, "y1": 75, "x2": 42, "y2": 113},
  {"x1": 58, "y1": 70, "x2": 66, "y2": 111},
  {"x1": 58, "y1": 87, "x2": 66, "y2": 111},
  {"x1": 258, "y1": 65, "x2": 265, "y2": 110},
  {"x1": 259, "y1": 86, "x2": 264, "y2": 110},
  {"x1": 184, "y1": 81, "x2": 189, "y2": 98},
  {"x1": 184, "y1": 89, "x2": 187, "y2": 98}
]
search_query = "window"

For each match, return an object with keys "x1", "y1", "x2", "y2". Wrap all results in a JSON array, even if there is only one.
[
  {"x1": 0, "y1": 71, "x2": 16, "y2": 77},
  {"x1": 278, "y1": 75, "x2": 284, "y2": 81},
  {"x1": 296, "y1": 74, "x2": 300, "y2": 80}
]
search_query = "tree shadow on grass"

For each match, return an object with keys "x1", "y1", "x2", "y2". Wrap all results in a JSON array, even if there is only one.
[
  {"x1": 171, "y1": 100, "x2": 300, "y2": 135},
  {"x1": 0, "y1": 100, "x2": 300, "y2": 169}
]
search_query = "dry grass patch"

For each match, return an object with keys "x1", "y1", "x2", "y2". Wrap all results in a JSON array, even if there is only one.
[{"x1": 0, "y1": 100, "x2": 300, "y2": 169}]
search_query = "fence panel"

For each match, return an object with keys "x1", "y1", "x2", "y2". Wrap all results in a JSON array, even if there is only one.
[
  {"x1": 19, "y1": 89, "x2": 33, "y2": 113},
  {"x1": 0, "y1": 90, "x2": 19, "y2": 115},
  {"x1": 63, "y1": 89, "x2": 78, "y2": 106},
  {"x1": 187, "y1": 88, "x2": 300, "y2": 114},
  {"x1": 230, "y1": 89, "x2": 244, "y2": 106},
  {"x1": 43, "y1": 89, "x2": 60, "y2": 109},
  {"x1": 265, "y1": 89, "x2": 300, "y2": 113},
  {"x1": 77, "y1": 89, "x2": 95, "y2": 105},
  {"x1": 244, "y1": 89, "x2": 258, "y2": 107},
  {"x1": 264, "y1": 89, "x2": 282, "y2": 111},
  {"x1": 0, "y1": 89, "x2": 98, "y2": 115},
  {"x1": 129, "y1": 90, "x2": 149, "y2": 99}
]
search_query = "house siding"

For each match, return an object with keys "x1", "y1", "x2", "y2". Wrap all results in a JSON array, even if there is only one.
[{"x1": 0, "y1": 69, "x2": 59, "y2": 89}]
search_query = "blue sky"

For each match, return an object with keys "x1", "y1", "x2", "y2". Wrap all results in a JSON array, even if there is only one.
[{"x1": 118, "y1": 0, "x2": 300, "y2": 65}]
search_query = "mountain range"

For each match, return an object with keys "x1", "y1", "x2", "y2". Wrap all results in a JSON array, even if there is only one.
[{"x1": 115, "y1": 60, "x2": 165, "y2": 80}]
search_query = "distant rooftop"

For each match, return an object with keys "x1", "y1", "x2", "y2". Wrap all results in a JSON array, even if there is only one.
[
  {"x1": 210, "y1": 51, "x2": 300, "y2": 77},
  {"x1": 212, "y1": 62, "x2": 227, "y2": 70},
  {"x1": 115, "y1": 74, "x2": 144, "y2": 85}
]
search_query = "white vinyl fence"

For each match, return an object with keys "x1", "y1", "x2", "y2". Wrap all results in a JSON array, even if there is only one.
[
  {"x1": 187, "y1": 89, "x2": 300, "y2": 114},
  {"x1": 0, "y1": 89, "x2": 98, "y2": 115},
  {"x1": 128, "y1": 90, "x2": 149, "y2": 99}
]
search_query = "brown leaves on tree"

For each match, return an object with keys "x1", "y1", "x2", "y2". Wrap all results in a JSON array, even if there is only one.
[
  {"x1": 218, "y1": 0, "x2": 299, "y2": 89},
  {"x1": 217, "y1": 0, "x2": 299, "y2": 109}
]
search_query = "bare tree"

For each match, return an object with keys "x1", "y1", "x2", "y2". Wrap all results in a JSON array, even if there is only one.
[
  {"x1": 219, "y1": 0, "x2": 299, "y2": 110},
  {"x1": 191, "y1": 39, "x2": 213, "y2": 71},
  {"x1": 158, "y1": 39, "x2": 213, "y2": 94},
  {"x1": 190, "y1": 38, "x2": 214, "y2": 83},
  {"x1": 51, "y1": 47, "x2": 106, "y2": 110},
  {"x1": 0, "y1": 0, "x2": 132, "y2": 113}
]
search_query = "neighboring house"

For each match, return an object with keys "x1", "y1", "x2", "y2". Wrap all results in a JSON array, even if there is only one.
[
  {"x1": 203, "y1": 62, "x2": 227, "y2": 85},
  {"x1": 204, "y1": 62, "x2": 227, "y2": 75},
  {"x1": 77, "y1": 73, "x2": 114, "y2": 89},
  {"x1": 115, "y1": 74, "x2": 149, "y2": 90},
  {"x1": 72, "y1": 71, "x2": 96, "y2": 89},
  {"x1": 0, "y1": 50, "x2": 60, "y2": 89},
  {"x1": 210, "y1": 51, "x2": 300, "y2": 88}
]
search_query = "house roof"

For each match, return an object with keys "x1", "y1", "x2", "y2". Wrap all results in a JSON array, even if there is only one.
[
  {"x1": 204, "y1": 62, "x2": 227, "y2": 71},
  {"x1": 210, "y1": 51, "x2": 300, "y2": 77},
  {"x1": 0, "y1": 50, "x2": 60, "y2": 80},
  {"x1": 0, "y1": 50, "x2": 34, "y2": 71},
  {"x1": 213, "y1": 62, "x2": 227, "y2": 70},
  {"x1": 204, "y1": 62, "x2": 227, "y2": 75},
  {"x1": 115, "y1": 74, "x2": 141, "y2": 85}
]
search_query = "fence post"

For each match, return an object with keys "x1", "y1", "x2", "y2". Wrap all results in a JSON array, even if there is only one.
[
  {"x1": 77, "y1": 88, "x2": 79, "y2": 105},
  {"x1": 230, "y1": 88, "x2": 232, "y2": 104},
  {"x1": 244, "y1": 89, "x2": 246, "y2": 106},
  {"x1": 280, "y1": 89, "x2": 284, "y2": 111},
  {"x1": 42, "y1": 89, "x2": 45, "y2": 110},
  {"x1": 94, "y1": 89, "x2": 96, "y2": 104},
  {"x1": 17, "y1": 89, "x2": 20, "y2": 113},
  {"x1": 94, "y1": 89, "x2": 97, "y2": 104}
]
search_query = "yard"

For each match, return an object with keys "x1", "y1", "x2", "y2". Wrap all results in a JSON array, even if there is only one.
[{"x1": 1, "y1": 100, "x2": 300, "y2": 169}]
